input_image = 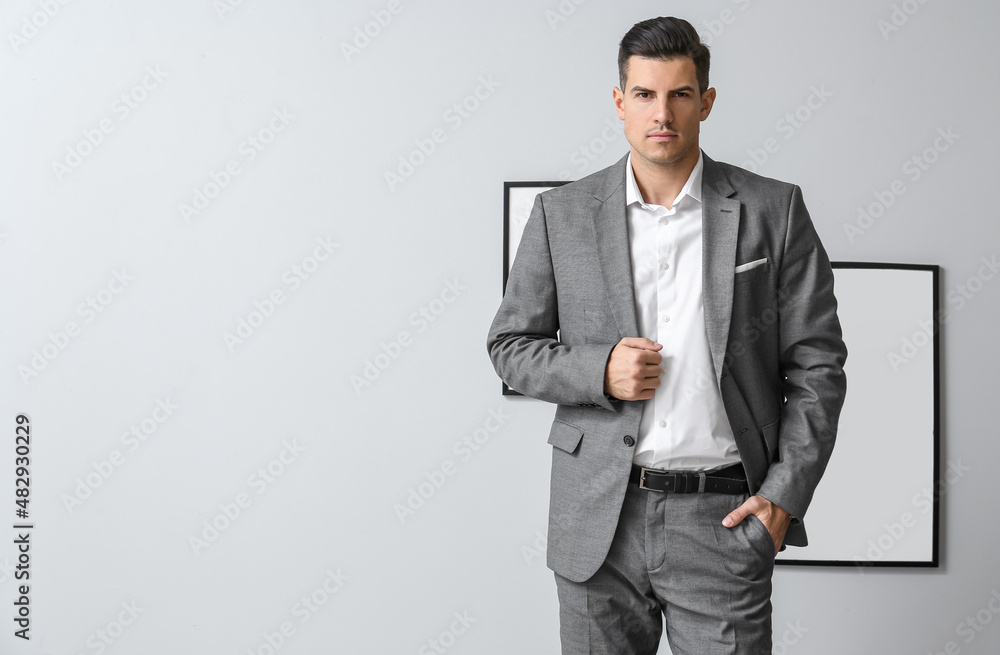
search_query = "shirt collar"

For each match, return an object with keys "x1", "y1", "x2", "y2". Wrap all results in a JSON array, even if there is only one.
[{"x1": 625, "y1": 149, "x2": 704, "y2": 209}]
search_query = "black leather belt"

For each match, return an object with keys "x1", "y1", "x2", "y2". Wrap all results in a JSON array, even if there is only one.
[{"x1": 630, "y1": 463, "x2": 749, "y2": 494}]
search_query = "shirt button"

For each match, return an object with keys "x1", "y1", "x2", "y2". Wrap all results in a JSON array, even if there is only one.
[
  {"x1": 659, "y1": 420, "x2": 667, "y2": 428},
  {"x1": 623, "y1": 435, "x2": 635, "y2": 447},
  {"x1": 661, "y1": 263, "x2": 670, "y2": 270},
  {"x1": 662, "y1": 316, "x2": 670, "y2": 323},
  {"x1": 659, "y1": 217, "x2": 669, "y2": 225}
]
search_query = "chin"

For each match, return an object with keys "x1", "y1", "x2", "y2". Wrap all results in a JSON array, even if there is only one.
[{"x1": 645, "y1": 152, "x2": 683, "y2": 166}]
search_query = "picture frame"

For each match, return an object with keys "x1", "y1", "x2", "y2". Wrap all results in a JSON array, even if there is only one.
[{"x1": 501, "y1": 182, "x2": 569, "y2": 396}]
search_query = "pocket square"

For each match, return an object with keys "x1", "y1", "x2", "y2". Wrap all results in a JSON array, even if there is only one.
[{"x1": 734, "y1": 257, "x2": 768, "y2": 274}]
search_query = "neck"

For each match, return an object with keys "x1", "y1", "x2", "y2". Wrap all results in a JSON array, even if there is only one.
[{"x1": 631, "y1": 147, "x2": 699, "y2": 208}]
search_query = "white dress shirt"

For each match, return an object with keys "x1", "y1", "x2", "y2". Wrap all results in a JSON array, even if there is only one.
[{"x1": 625, "y1": 151, "x2": 740, "y2": 471}]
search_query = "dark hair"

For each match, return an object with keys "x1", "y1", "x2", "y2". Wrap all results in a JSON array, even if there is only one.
[{"x1": 618, "y1": 17, "x2": 710, "y2": 94}]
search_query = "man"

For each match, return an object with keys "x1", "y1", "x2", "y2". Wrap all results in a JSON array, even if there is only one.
[{"x1": 486, "y1": 16, "x2": 847, "y2": 655}]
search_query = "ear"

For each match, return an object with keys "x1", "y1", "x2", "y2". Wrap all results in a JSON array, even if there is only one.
[
  {"x1": 699, "y1": 87, "x2": 717, "y2": 121},
  {"x1": 613, "y1": 86, "x2": 626, "y2": 120}
]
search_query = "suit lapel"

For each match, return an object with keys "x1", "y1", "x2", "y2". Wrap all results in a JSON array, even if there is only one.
[
  {"x1": 701, "y1": 153, "x2": 741, "y2": 381},
  {"x1": 592, "y1": 154, "x2": 640, "y2": 339}
]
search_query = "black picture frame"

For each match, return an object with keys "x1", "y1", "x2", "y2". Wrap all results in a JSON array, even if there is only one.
[
  {"x1": 501, "y1": 182, "x2": 569, "y2": 396},
  {"x1": 775, "y1": 263, "x2": 940, "y2": 567}
]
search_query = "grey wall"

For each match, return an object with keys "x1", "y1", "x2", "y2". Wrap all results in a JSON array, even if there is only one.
[{"x1": 1, "y1": 0, "x2": 998, "y2": 653}]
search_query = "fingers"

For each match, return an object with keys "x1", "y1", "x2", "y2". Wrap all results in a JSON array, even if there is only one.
[
  {"x1": 619, "y1": 337, "x2": 662, "y2": 351},
  {"x1": 722, "y1": 497, "x2": 789, "y2": 555},
  {"x1": 721, "y1": 506, "x2": 746, "y2": 528},
  {"x1": 640, "y1": 361, "x2": 664, "y2": 376},
  {"x1": 611, "y1": 372, "x2": 661, "y2": 401},
  {"x1": 629, "y1": 345, "x2": 662, "y2": 367},
  {"x1": 604, "y1": 338, "x2": 664, "y2": 401},
  {"x1": 610, "y1": 361, "x2": 662, "y2": 400},
  {"x1": 639, "y1": 351, "x2": 663, "y2": 366},
  {"x1": 630, "y1": 372, "x2": 662, "y2": 400},
  {"x1": 722, "y1": 495, "x2": 760, "y2": 527}
]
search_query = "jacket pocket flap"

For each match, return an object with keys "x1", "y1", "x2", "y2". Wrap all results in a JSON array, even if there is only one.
[{"x1": 547, "y1": 420, "x2": 584, "y2": 454}]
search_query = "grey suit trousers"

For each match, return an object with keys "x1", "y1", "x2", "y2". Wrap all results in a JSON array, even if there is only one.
[{"x1": 554, "y1": 483, "x2": 774, "y2": 655}]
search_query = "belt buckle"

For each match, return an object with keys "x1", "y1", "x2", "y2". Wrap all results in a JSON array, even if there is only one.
[{"x1": 638, "y1": 467, "x2": 664, "y2": 493}]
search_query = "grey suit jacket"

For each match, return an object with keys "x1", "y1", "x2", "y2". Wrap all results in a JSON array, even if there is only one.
[{"x1": 487, "y1": 151, "x2": 847, "y2": 583}]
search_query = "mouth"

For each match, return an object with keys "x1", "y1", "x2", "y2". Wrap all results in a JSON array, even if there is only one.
[{"x1": 647, "y1": 131, "x2": 677, "y2": 141}]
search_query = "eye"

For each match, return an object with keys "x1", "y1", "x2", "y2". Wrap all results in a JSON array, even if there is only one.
[{"x1": 636, "y1": 92, "x2": 651, "y2": 99}]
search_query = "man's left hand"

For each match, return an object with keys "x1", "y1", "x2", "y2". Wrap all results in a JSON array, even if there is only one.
[{"x1": 722, "y1": 495, "x2": 791, "y2": 556}]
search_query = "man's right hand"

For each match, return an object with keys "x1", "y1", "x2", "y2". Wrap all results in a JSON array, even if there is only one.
[{"x1": 604, "y1": 337, "x2": 663, "y2": 401}]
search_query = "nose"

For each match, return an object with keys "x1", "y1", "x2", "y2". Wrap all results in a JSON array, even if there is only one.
[{"x1": 653, "y1": 97, "x2": 672, "y2": 125}]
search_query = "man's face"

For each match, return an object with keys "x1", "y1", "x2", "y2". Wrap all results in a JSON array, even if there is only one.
[{"x1": 613, "y1": 56, "x2": 716, "y2": 172}]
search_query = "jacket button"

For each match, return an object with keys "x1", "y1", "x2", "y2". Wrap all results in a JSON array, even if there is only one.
[{"x1": 623, "y1": 435, "x2": 635, "y2": 447}]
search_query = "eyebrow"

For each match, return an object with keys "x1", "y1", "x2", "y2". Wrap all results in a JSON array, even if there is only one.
[{"x1": 630, "y1": 85, "x2": 696, "y2": 95}]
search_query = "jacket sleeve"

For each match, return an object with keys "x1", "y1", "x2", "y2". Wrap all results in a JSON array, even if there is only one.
[
  {"x1": 755, "y1": 185, "x2": 848, "y2": 520},
  {"x1": 486, "y1": 193, "x2": 618, "y2": 410}
]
